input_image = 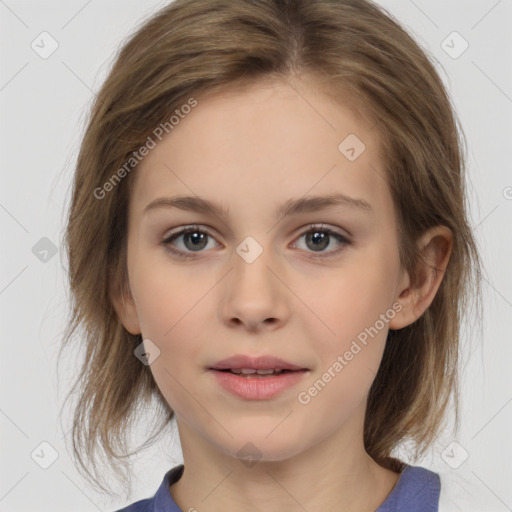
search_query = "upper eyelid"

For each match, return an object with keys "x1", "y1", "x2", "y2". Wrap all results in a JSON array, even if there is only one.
[{"x1": 163, "y1": 223, "x2": 350, "y2": 245}]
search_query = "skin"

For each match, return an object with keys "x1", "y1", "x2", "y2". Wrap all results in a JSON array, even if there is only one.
[{"x1": 112, "y1": 75, "x2": 453, "y2": 512}]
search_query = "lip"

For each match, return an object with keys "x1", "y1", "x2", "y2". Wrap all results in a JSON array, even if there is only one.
[
  {"x1": 209, "y1": 354, "x2": 308, "y2": 371},
  {"x1": 208, "y1": 368, "x2": 309, "y2": 400}
]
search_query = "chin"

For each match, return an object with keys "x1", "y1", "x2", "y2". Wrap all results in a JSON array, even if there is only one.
[{"x1": 216, "y1": 431, "x2": 306, "y2": 464}]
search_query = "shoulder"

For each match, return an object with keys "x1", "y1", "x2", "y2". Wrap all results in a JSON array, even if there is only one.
[
  {"x1": 378, "y1": 465, "x2": 440, "y2": 511},
  {"x1": 113, "y1": 497, "x2": 153, "y2": 512},
  {"x1": 113, "y1": 465, "x2": 185, "y2": 512},
  {"x1": 390, "y1": 465, "x2": 491, "y2": 512}
]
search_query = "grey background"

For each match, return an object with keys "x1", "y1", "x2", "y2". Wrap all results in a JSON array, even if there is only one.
[{"x1": 0, "y1": 0, "x2": 511, "y2": 510}]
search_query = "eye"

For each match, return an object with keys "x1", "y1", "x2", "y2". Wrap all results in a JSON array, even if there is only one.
[
  {"x1": 160, "y1": 223, "x2": 351, "y2": 259},
  {"x1": 161, "y1": 225, "x2": 217, "y2": 259},
  {"x1": 291, "y1": 224, "x2": 351, "y2": 258}
]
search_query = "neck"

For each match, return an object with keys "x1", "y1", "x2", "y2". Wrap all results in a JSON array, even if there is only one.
[{"x1": 170, "y1": 414, "x2": 400, "y2": 512}]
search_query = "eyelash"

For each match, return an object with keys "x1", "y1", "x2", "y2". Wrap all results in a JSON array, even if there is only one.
[{"x1": 161, "y1": 224, "x2": 351, "y2": 260}]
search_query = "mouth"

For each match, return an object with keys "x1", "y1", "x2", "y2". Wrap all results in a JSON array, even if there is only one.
[
  {"x1": 207, "y1": 354, "x2": 310, "y2": 399},
  {"x1": 210, "y1": 368, "x2": 305, "y2": 376},
  {"x1": 209, "y1": 354, "x2": 310, "y2": 373},
  {"x1": 208, "y1": 367, "x2": 309, "y2": 400}
]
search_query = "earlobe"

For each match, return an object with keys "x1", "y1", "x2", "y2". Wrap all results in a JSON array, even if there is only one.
[
  {"x1": 388, "y1": 225, "x2": 453, "y2": 331},
  {"x1": 110, "y1": 285, "x2": 142, "y2": 335}
]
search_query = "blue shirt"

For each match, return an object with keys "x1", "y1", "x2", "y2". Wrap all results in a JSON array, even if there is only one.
[{"x1": 114, "y1": 464, "x2": 440, "y2": 511}]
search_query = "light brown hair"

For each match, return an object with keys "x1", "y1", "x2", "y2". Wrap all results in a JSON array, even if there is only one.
[{"x1": 59, "y1": 0, "x2": 483, "y2": 495}]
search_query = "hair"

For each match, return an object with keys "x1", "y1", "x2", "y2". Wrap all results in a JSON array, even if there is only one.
[{"x1": 59, "y1": 0, "x2": 483, "y2": 496}]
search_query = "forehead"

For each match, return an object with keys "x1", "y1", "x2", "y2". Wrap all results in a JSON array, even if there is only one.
[{"x1": 130, "y1": 78, "x2": 392, "y2": 222}]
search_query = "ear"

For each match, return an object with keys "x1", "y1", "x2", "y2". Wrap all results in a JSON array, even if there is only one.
[
  {"x1": 110, "y1": 280, "x2": 142, "y2": 336},
  {"x1": 388, "y1": 225, "x2": 453, "y2": 330}
]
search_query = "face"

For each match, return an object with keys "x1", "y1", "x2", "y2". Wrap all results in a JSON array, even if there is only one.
[{"x1": 116, "y1": 77, "x2": 410, "y2": 463}]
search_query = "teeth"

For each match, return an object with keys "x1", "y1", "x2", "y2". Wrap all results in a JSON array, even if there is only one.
[{"x1": 230, "y1": 368, "x2": 283, "y2": 375}]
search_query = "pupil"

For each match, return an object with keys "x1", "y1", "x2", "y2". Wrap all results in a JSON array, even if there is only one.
[
  {"x1": 185, "y1": 231, "x2": 207, "y2": 251},
  {"x1": 307, "y1": 231, "x2": 328, "y2": 251}
]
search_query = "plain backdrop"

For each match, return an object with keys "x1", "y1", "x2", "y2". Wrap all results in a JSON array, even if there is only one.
[{"x1": 0, "y1": 0, "x2": 511, "y2": 510}]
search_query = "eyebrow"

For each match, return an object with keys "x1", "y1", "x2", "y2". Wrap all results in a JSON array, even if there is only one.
[{"x1": 143, "y1": 193, "x2": 373, "y2": 219}]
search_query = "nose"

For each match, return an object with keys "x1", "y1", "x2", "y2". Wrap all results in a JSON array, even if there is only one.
[{"x1": 219, "y1": 245, "x2": 290, "y2": 333}]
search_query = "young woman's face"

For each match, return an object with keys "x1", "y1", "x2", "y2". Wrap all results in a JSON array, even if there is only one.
[{"x1": 120, "y1": 78, "x2": 409, "y2": 463}]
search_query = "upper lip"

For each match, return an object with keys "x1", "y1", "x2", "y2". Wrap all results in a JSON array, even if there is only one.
[{"x1": 209, "y1": 354, "x2": 308, "y2": 371}]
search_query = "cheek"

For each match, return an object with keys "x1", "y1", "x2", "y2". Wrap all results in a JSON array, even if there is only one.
[
  {"x1": 295, "y1": 275, "x2": 391, "y2": 425},
  {"x1": 297, "y1": 257, "x2": 395, "y2": 345},
  {"x1": 131, "y1": 250, "x2": 207, "y2": 338},
  {"x1": 294, "y1": 254, "x2": 396, "y2": 394},
  {"x1": 133, "y1": 270, "x2": 210, "y2": 413},
  {"x1": 130, "y1": 258, "x2": 208, "y2": 366}
]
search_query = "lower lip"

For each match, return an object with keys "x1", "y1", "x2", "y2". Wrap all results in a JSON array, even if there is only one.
[{"x1": 208, "y1": 369, "x2": 309, "y2": 400}]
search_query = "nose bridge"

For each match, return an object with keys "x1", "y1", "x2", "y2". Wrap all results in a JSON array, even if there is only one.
[
  {"x1": 220, "y1": 233, "x2": 289, "y2": 329},
  {"x1": 232, "y1": 233, "x2": 276, "y2": 295}
]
